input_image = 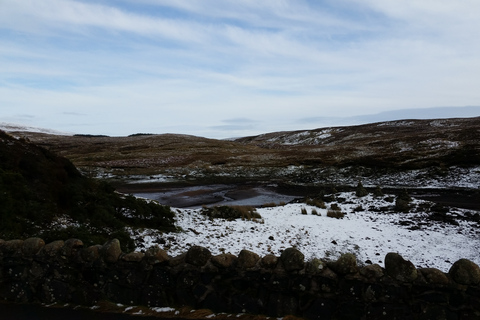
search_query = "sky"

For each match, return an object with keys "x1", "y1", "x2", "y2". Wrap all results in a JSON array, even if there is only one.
[{"x1": 1, "y1": 0, "x2": 480, "y2": 138}]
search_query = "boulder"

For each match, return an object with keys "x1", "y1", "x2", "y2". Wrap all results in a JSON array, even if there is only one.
[
  {"x1": 185, "y1": 246, "x2": 211, "y2": 267},
  {"x1": 40, "y1": 240, "x2": 64, "y2": 257},
  {"x1": 101, "y1": 239, "x2": 122, "y2": 263},
  {"x1": 62, "y1": 238, "x2": 83, "y2": 257},
  {"x1": 121, "y1": 252, "x2": 145, "y2": 262},
  {"x1": 385, "y1": 252, "x2": 417, "y2": 282},
  {"x1": 261, "y1": 254, "x2": 279, "y2": 269},
  {"x1": 419, "y1": 268, "x2": 449, "y2": 285},
  {"x1": 22, "y1": 238, "x2": 45, "y2": 256},
  {"x1": 360, "y1": 264, "x2": 384, "y2": 280},
  {"x1": 237, "y1": 250, "x2": 260, "y2": 269},
  {"x1": 280, "y1": 247, "x2": 305, "y2": 272},
  {"x1": 211, "y1": 253, "x2": 237, "y2": 268},
  {"x1": 145, "y1": 246, "x2": 169, "y2": 264},
  {"x1": 328, "y1": 253, "x2": 358, "y2": 275},
  {"x1": 81, "y1": 245, "x2": 101, "y2": 262},
  {"x1": 449, "y1": 259, "x2": 480, "y2": 285},
  {"x1": 2, "y1": 239, "x2": 24, "y2": 255}
]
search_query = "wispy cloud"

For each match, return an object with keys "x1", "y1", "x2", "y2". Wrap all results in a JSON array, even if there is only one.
[{"x1": 1, "y1": 0, "x2": 479, "y2": 137}]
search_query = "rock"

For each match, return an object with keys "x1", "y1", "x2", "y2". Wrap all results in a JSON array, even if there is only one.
[
  {"x1": 2, "y1": 239, "x2": 24, "y2": 255},
  {"x1": 40, "y1": 240, "x2": 64, "y2": 257},
  {"x1": 306, "y1": 258, "x2": 327, "y2": 274},
  {"x1": 185, "y1": 246, "x2": 211, "y2": 266},
  {"x1": 22, "y1": 238, "x2": 45, "y2": 256},
  {"x1": 145, "y1": 246, "x2": 169, "y2": 264},
  {"x1": 62, "y1": 238, "x2": 83, "y2": 257},
  {"x1": 280, "y1": 247, "x2": 305, "y2": 272},
  {"x1": 329, "y1": 253, "x2": 358, "y2": 275},
  {"x1": 121, "y1": 252, "x2": 145, "y2": 262},
  {"x1": 169, "y1": 252, "x2": 187, "y2": 267},
  {"x1": 81, "y1": 245, "x2": 101, "y2": 262},
  {"x1": 385, "y1": 252, "x2": 417, "y2": 282},
  {"x1": 211, "y1": 253, "x2": 237, "y2": 268},
  {"x1": 419, "y1": 268, "x2": 449, "y2": 285},
  {"x1": 261, "y1": 254, "x2": 279, "y2": 269},
  {"x1": 101, "y1": 239, "x2": 122, "y2": 263},
  {"x1": 360, "y1": 264, "x2": 384, "y2": 280},
  {"x1": 237, "y1": 250, "x2": 260, "y2": 269},
  {"x1": 449, "y1": 259, "x2": 480, "y2": 285}
]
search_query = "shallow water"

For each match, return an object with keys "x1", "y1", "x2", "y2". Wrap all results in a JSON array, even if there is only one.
[{"x1": 134, "y1": 184, "x2": 297, "y2": 208}]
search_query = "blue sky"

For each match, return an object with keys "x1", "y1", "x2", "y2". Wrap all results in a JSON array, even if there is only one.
[{"x1": 1, "y1": 0, "x2": 480, "y2": 138}]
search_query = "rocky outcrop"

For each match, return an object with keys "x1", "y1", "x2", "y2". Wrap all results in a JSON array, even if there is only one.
[{"x1": 1, "y1": 239, "x2": 480, "y2": 319}]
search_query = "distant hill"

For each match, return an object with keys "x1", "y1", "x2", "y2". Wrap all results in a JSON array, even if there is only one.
[
  {"x1": 6, "y1": 117, "x2": 480, "y2": 190},
  {"x1": 0, "y1": 130, "x2": 175, "y2": 249}
]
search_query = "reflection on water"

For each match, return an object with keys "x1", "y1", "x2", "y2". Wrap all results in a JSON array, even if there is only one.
[{"x1": 134, "y1": 184, "x2": 297, "y2": 208}]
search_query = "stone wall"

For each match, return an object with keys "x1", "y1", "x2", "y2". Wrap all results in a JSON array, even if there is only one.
[{"x1": 1, "y1": 238, "x2": 479, "y2": 319}]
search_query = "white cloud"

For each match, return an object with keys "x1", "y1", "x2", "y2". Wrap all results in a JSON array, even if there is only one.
[{"x1": 1, "y1": 0, "x2": 479, "y2": 137}]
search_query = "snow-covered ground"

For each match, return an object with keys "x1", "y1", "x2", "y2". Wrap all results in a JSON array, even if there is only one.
[{"x1": 133, "y1": 192, "x2": 480, "y2": 273}]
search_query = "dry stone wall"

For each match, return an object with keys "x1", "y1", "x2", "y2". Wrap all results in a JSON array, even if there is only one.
[{"x1": 1, "y1": 238, "x2": 480, "y2": 320}]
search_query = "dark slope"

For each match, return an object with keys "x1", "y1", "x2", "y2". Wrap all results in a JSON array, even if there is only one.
[{"x1": 0, "y1": 130, "x2": 175, "y2": 250}]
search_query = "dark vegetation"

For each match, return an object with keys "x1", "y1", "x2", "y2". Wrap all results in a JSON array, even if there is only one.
[
  {"x1": 200, "y1": 205, "x2": 261, "y2": 221},
  {"x1": 0, "y1": 130, "x2": 175, "y2": 251}
]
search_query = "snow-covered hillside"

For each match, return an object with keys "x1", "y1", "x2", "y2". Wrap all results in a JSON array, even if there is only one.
[
  {"x1": 133, "y1": 192, "x2": 480, "y2": 273},
  {"x1": 0, "y1": 122, "x2": 72, "y2": 135}
]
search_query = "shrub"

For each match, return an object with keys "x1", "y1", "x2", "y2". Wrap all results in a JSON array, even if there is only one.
[
  {"x1": 355, "y1": 181, "x2": 368, "y2": 197},
  {"x1": 373, "y1": 186, "x2": 384, "y2": 197},
  {"x1": 311, "y1": 208, "x2": 320, "y2": 216},
  {"x1": 301, "y1": 207, "x2": 308, "y2": 215}
]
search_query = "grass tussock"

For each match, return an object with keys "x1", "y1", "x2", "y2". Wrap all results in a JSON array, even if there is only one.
[
  {"x1": 201, "y1": 205, "x2": 262, "y2": 221},
  {"x1": 305, "y1": 198, "x2": 327, "y2": 209},
  {"x1": 327, "y1": 203, "x2": 344, "y2": 219}
]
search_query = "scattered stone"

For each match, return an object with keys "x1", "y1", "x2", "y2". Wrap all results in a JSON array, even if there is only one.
[
  {"x1": 211, "y1": 253, "x2": 237, "y2": 268},
  {"x1": 185, "y1": 246, "x2": 211, "y2": 266},
  {"x1": 280, "y1": 247, "x2": 305, "y2": 272},
  {"x1": 101, "y1": 239, "x2": 122, "y2": 263},
  {"x1": 385, "y1": 252, "x2": 417, "y2": 282},
  {"x1": 328, "y1": 253, "x2": 358, "y2": 275},
  {"x1": 449, "y1": 259, "x2": 480, "y2": 285},
  {"x1": 237, "y1": 249, "x2": 260, "y2": 269}
]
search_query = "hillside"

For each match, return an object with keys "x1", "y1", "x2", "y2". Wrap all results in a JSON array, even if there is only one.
[
  {"x1": 0, "y1": 130, "x2": 175, "y2": 249},
  {"x1": 7, "y1": 117, "x2": 480, "y2": 195}
]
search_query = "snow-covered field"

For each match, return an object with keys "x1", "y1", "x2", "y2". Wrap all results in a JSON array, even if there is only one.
[{"x1": 133, "y1": 192, "x2": 480, "y2": 273}]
